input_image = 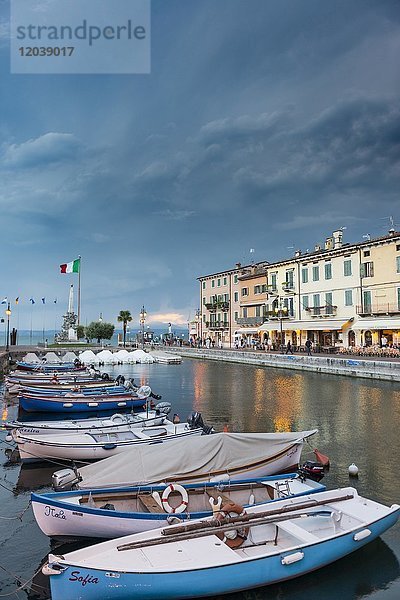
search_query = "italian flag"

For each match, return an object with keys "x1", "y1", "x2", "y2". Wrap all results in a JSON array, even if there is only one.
[{"x1": 60, "y1": 258, "x2": 80, "y2": 274}]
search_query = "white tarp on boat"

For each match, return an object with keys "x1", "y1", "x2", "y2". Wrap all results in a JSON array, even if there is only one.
[
  {"x1": 128, "y1": 350, "x2": 154, "y2": 364},
  {"x1": 43, "y1": 352, "x2": 62, "y2": 363},
  {"x1": 76, "y1": 430, "x2": 317, "y2": 489},
  {"x1": 62, "y1": 352, "x2": 78, "y2": 363},
  {"x1": 96, "y1": 350, "x2": 117, "y2": 364},
  {"x1": 113, "y1": 350, "x2": 131, "y2": 362},
  {"x1": 22, "y1": 353, "x2": 40, "y2": 363},
  {"x1": 79, "y1": 350, "x2": 98, "y2": 364}
]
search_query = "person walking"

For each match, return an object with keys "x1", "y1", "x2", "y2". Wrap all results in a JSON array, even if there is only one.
[
  {"x1": 285, "y1": 340, "x2": 292, "y2": 354},
  {"x1": 305, "y1": 339, "x2": 312, "y2": 356}
]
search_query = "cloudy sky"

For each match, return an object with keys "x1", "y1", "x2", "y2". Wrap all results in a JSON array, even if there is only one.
[{"x1": 0, "y1": 0, "x2": 399, "y2": 331}]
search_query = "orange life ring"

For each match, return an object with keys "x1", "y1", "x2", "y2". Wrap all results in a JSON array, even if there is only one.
[{"x1": 215, "y1": 502, "x2": 249, "y2": 549}]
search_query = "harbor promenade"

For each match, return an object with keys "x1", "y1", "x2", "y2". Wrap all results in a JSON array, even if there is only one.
[{"x1": 164, "y1": 346, "x2": 400, "y2": 382}]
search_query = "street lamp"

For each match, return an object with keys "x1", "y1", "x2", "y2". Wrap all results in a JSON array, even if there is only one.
[
  {"x1": 274, "y1": 300, "x2": 288, "y2": 353},
  {"x1": 195, "y1": 308, "x2": 201, "y2": 343},
  {"x1": 139, "y1": 306, "x2": 147, "y2": 349},
  {"x1": 5, "y1": 302, "x2": 11, "y2": 352}
]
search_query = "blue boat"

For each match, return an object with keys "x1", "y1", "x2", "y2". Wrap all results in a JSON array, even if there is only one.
[
  {"x1": 43, "y1": 487, "x2": 400, "y2": 600},
  {"x1": 16, "y1": 361, "x2": 85, "y2": 372},
  {"x1": 19, "y1": 392, "x2": 148, "y2": 413},
  {"x1": 22, "y1": 385, "x2": 127, "y2": 396}
]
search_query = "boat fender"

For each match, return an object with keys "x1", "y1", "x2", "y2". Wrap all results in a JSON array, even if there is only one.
[
  {"x1": 161, "y1": 484, "x2": 189, "y2": 514},
  {"x1": 215, "y1": 503, "x2": 249, "y2": 549}
]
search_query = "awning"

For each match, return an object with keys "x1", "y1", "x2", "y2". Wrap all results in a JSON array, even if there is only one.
[
  {"x1": 234, "y1": 328, "x2": 260, "y2": 334},
  {"x1": 351, "y1": 317, "x2": 400, "y2": 331},
  {"x1": 258, "y1": 319, "x2": 349, "y2": 332}
]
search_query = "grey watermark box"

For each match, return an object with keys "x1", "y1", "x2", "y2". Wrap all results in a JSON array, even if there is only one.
[{"x1": 11, "y1": 0, "x2": 150, "y2": 74}]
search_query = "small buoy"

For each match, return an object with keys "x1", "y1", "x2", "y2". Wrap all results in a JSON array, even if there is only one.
[
  {"x1": 5, "y1": 433, "x2": 13, "y2": 443},
  {"x1": 348, "y1": 463, "x2": 359, "y2": 477}
]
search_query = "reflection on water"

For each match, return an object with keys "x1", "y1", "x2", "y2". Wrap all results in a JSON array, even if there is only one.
[{"x1": 1, "y1": 358, "x2": 400, "y2": 599}]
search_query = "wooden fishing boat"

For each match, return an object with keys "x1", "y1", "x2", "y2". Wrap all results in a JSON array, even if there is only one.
[
  {"x1": 31, "y1": 474, "x2": 325, "y2": 540},
  {"x1": 13, "y1": 416, "x2": 212, "y2": 463},
  {"x1": 16, "y1": 360, "x2": 86, "y2": 372},
  {"x1": 5, "y1": 404, "x2": 172, "y2": 436},
  {"x1": 43, "y1": 487, "x2": 400, "y2": 599},
  {"x1": 51, "y1": 430, "x2": 318, "y2": 491}
]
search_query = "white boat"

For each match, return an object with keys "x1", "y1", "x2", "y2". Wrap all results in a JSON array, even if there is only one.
[
  {"x1": 31, "y1": 474, "x2": 325, "y2": 540},
  {"x1": 51, "y1": 430, "x2": 318, "y2": 491},
  {"x1": 14, "y1": 415, "x2": 211, "y2": 463},
  {"x1": 43, "y1": 487, "x2": 400, "y2": 600},
  {"x1": 5, "y1": 405, "x2": 172, "y2": 436}
]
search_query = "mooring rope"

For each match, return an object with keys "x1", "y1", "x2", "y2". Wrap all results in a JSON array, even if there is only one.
[
  {"x1": 0, "y1": 562, "x2": 46, "y2": 597},
  {"x1": 0, "y1": 500, "x2": 31, "y2": 521}
]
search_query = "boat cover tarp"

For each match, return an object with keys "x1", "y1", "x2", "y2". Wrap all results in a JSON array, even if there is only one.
[
  {"x1": 62, "y1": 352, "x2": 78, "y2": 363},
  {"x1": 22, "y1": 353, "x2": 40, "y2": 363},
  {"x1": 77, "y1": 430, "x2": 317, "y2": 489},
  {"x1": 43, "y1": 352, "x2": 62, "y2": 363},
  {"x1": 79, "y1": 350, "x2": 98, "y2": 364}
]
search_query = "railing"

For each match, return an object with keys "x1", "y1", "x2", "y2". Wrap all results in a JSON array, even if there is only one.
[
  {"x1": 281, "y1": 282, "x2": 295, "y2": 292},
  {"x1": 236, "y1": 317, "x2": 266, "y2": 327},
  {"x1": 205, "y1": 321, "x2": 229, "y2": 329},
  {"x1": 356, "y1": 303, "x2": 400, "y2": 316},
  {"x1": 305, "y1": 305, "x2": 338, "y2": 317},
  {"x1": 264, "y1": 310, "x2": 294, "y2": 319},
  {"x1": 204, "y1": 301, "x2": 229, "y2": 311}
]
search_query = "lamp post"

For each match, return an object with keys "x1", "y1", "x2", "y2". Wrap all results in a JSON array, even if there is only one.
[
  {"x1": 195, "y1": 308, "x2": 201, "y2": 343},
  {"x1": 5, "y1": 302, "x2": 11, "y2": 352},
  {"x1": 139, "y1": 306, "x2": 147, "y2": 349},
  {"x1": 274, "y1": 299, "x2": 288, "y2": 353}
]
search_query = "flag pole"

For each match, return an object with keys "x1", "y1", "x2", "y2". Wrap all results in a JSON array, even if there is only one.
[{"x1": 78, "y1": 255, "x2": 81, "y2": 326}]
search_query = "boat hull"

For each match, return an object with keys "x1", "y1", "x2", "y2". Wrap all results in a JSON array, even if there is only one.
[
  {"x1": 32, "y1": 475, "x2": 325, "y2": 539},
  {"x1": 47, "y1": 508, "x2": 400, "y2": 599},
  {"x1": 19, "y1": 395, "x2": 146, "y2": 413}
]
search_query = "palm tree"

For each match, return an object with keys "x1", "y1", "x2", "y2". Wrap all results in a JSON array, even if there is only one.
[{"x1": 117, "y1": 310, "x2": 132, "y2": 347}]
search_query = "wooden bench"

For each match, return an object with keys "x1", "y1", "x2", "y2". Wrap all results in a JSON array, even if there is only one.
[{"x1": 138, "y1": 494, "x2": 165, "y2": 513}]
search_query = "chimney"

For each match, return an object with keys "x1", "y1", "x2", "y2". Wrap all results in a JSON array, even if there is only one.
[
  {"x1": 235, "y1": 262, "x2": 241, "y2": 269},
  {"x1": 325, "y1": 237, "x2": 333, "y2": 250},
  {"x1": 294, "y1": 250, "x2": 301, "y2": 258},
  {"x1": 332, "y1": 230, "x2": 343, "y2": 249},
  {"x1": 314, "y1": 244, "x2": 321, "y2": 252}
]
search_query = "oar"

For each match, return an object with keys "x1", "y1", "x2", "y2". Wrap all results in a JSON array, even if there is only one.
[{"x1": 117, "y1": 493, "x2": 353, "y2": 552}]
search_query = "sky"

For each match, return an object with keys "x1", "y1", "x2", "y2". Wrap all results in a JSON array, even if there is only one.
[{"x1": 0, "y1": 0, "x2": 399, "y2": 331}]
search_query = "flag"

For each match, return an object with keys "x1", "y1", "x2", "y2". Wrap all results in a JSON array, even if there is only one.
[
  {"x1": 42, "y1": 298, "x2": 46, "y2": 304},
  {"x1": 15, "y1": 297, "x2": 19, "y2": 305},
  {"x1": 60, "y1": 257, "x2": 80, "y2": 274},
  {"x1": 250, "y1": 248, "x2": 255, "y2": 253},
  {"x1": 1, "y1": 297, "x2": 7, "y2": 304},
  {"x1": 30, "y1": 297, "x2": 35, "y2": 304},
  {"x1": 54, "y1": 298, "x2": 57, "y2": 304}
]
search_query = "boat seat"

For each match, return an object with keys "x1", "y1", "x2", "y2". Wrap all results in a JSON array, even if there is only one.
[
  {"x1": 277, "y1": 519, "x2": 319, "y2": 543},
  {"x1": 138, "y1": 494, "x2": 165, "y2": 513}
]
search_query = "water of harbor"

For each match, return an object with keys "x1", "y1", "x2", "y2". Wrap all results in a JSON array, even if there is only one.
[{"x1": 0, "y1": 357, "x2": 400, "y2": 599}]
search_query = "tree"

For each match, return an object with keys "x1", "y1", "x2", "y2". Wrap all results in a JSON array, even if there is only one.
[
  {"x1": 117, "y1": 310, "x2": 132, "y2": 347},
  {"x1": 77, "y1": 325, "x2": 85, "y2": 340},
  {"x1": 85, "y1": 321, "x2": 115, "y2": 344}
]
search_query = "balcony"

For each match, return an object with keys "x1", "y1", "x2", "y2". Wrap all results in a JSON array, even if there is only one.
[
  {"x1": 356, "y1": 303, "x2": 400, "y2": 316},
  {"x1": 281, "y1": 282, "x2": 295, "y2": 293},
  {"x1": 305, "y1": 305, "x2": 337, "y2": 317},
  {"x1": 204, "y1": 301, "x2": 230, "y2": 312},
  {"x1": 236, "y1": 316, "x2": 266, "y2": 327},
  {"x1": 265, "y1": 310, "x2": 294, "y2": 319},
  {"x1": 205, "y1": 321, "x2": 229, "y2": 330}
]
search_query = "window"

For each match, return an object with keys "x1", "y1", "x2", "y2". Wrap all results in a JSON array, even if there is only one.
[
  {"x1": 312, "y1": 266, "x2": 319, "y2": 282},
  {"x1": 203, "y1": 297, "x2": 206, "y2": 305},
  {"x1": 234, "y1": 292, "x2": 238, "y2": 302},
  {"x1": 396, "y1": 256, "x2": 400, "y2": 274},
  {"x1": 255, "y1": 305, "x2": 261, "y2": 317},
  {"x1": 302, "y1": 295, "x2": 309, "y2": 309},
  {"x1": 211, "y1": 280, "x2": 215, "y2": 288},
  {"x1": 363, "y1": 290, "x2": 372, "y2": 311},
  {"x1": 223, "y1": 294, "x2": 229, "y2": 302},
  {"x1": 270, "y1": 273, "x2": 277, "y2": 290},
  {"x1": 313, "y1": 294, "x2": 320, "y2": 307},
  {"x1": 234, "y1": 275, "x2": 238, "y2": 284},
  {"x1": 242, "y1": 287, "x2": 248, "y2": 296},
  {"x1": 202, "y1": 282, "x2": 205, "y2": 289},
  {"x1": 344, "y1": 260, "x2": 352, "y2": 276},
  {"x1": 363, "y1": 250, "x2": 370, "y2": 257},
  {"x1": 345, "y1": 290, "x2": 353, "y2": 306},
  {"x1": 396, "y1": 244, "x2": 400, "y2": 251},
  {"x1": 360, "y1": 261, "x2": 374, "y2": 278},
  {"x1": 398, "y1": 288, "x2": 400, "y2": 310},
  {"x1": 324, "y1": 263, "x2": 332, "y2": 280},
  {"x1": 302, "y1": 268, "x2": 308, "y2": 283},
  {"x1": 285, "y1": 270, "x2": 294, "y2": 288},
  {"x1": 234, "y1": 311, "x2": 238, "y2": 321},
  {"x1": 325, "y1": 292, "x2": 333, "y2": 307},
  {"x1": 223, "y1": 277, "x2": 227, "y2": 285},
  {"x1": 254, "y1": 284, "x2": 267, "y2": 294},
  {"x1": 243, "y1": 307, "x2": 248, "y2": 318},
  {"x1": 217, "y1": 278, "x2": 221, "y2": 287}
]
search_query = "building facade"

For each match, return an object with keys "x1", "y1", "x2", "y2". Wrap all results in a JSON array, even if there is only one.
[{"x1": 198, "y1": 230, "x2": 400, "y2": 349}]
